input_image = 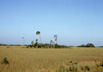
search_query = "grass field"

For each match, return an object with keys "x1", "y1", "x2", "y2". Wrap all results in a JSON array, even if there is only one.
[{"x1": 0, "y1": 46, "x2": 103, "y2": 72}]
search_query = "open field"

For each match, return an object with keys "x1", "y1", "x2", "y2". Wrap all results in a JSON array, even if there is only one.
[{"x1": 0, "y1": 46, "x2": 103, "y2": 72}]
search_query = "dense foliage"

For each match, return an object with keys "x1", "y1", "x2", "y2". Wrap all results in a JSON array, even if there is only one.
[
  {"x1": 77, "y1": 43, "x2": 95, "y2": 47},
  {"x1": 1, "y1": 57, "x2": 9, "y2": 64},
  {"x1": 26, "y1": 43, "x2": 69, "y2": 48}
]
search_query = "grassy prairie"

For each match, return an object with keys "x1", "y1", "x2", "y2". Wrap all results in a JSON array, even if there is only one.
[{"x1": 0, "y1": 46, "x2": 103, "y2": 72}]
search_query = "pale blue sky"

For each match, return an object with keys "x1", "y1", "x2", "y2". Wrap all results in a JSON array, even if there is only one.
[{"x1": 0, "y1": 0, "x2": 103, "y2": 46}]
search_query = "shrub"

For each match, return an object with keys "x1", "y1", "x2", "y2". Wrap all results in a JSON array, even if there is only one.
[
  {"x1": 30, "y1": 45, "x2": 32, "y2": 48},
  {"x1": 38, "y1": 45, "x2": 41, "y2": 48},
  {"x1": 80, "y1": 66, "x2": 90, "y2": 71},
  {"x1": 26, "y1": 45, "x2": 29, "y2": 48},
  {"x1": 100, "y1": 61, "x2": 103, "y2": 67},
  {"x1": 77, "y1": 43, "x2": 95, "y2": 47},
  {"x1": 1, "y1": 57, "x2": 9, "y2": 64},
  {"x1": 55, "y1": 44, "x2": 58, "y2": 48},
  {"x1": 85, "y1": 66, "x2": 90, "y2": 71},
  {"x1": 77, "y1": 44, "x2": 86, "y2": 47},
  {"x1": 35, "y1": 42, "x2": 38, "y2": 47},
  {"x1": 55, "y1": 65, "x2": 79, "y2": 72},
  {"x1": 55, "y1": 44, "x2": 61, "y2": 48},
  {"x1": 96, "y1": 61, "x2": 103, "y2": 67},
  {"x1": 69, "y1": 61, "x2": 72, "y2": 63},
  {"x1": 74, "y1": 62, "x2": 78, "y2": 65},
  {"x1": 86, "y1": 43, "x2": 95, "y2": 47}
]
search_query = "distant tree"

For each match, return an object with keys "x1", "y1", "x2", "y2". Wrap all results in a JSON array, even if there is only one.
[
  {"x1": 86, "y1": 43, "x2": 90, "y2": 47},
  {"x1": 36, "y1": 31, "x2": 42, "y2": 45},
  {"x1": 22, "y1": 37, "x2": 25, "y2": 46},
  {"x1": 55, "y1": 44, "x2": 59, "y2": 48},
  {"x1": 90, "y1": 43, "x2": 95, "y2": 47},
  {"x1": 35, "y1": 39, "x2": 38, "y2": 43},
  {"x1": 50, "y1": 40, "x2": 54, "y2": 48},
  {"x1": 54, "y1": 35, "x2": 58, "y2": 44},
  {"x1": 78, "y1": 44, "x2": 86, "y2": 47},
  {"x1": 35, "y1": 39, "x2": 38, "y2": 47},
  {"x1": 86, "y1": 43, "x2": 95, "y2": 47},
  {"x1": 31, "y1": 40, "x2": 34, "y2": 46},
  {"x1": 77, "y1": 43, "x2": 95, "y2": 47}
]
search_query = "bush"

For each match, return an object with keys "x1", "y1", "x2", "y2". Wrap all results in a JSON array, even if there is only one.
[
  {"x1": 96, "y1": 61, "x2": 103, "y2": 67},
  {"x1": 80, "y1": 66, "x2": 90, "y2": 71},
  {"x1": 55, "y1": 65, "x2": 78, "y2": 72},
  {"x1": 26, "y1": 45, "x2": 29, "y2": 48},
  {"x1": 1, "y1": 57, "x2": 9, "y2": 64},
  {"x1": 84, "y1": 66, "x2": 90, "y2": 71},
  {"x1": 86, "y1": 43, "x2": 95, "y2": 47},
  {"x1": 30, "y1": 45, "x2": 32, "y2": 48},
  {"x1": 100, "y1": 61, "x2": 103, "y2": 67},
  {"x1": 34, "y1": 42, "x2": 38, "y2": 47},
  {"x1": 77, "y1": 43, "x2": 95, "y2": 47},
  {"x1": 38, "y1": 45, "x2": 41, "y2": 48},
  {"x1": 77, "y1": 44, "x2": 86, "y2": 47},
  {"x1": 55, "y1": 44, "x2": 61, "y2": 48}
]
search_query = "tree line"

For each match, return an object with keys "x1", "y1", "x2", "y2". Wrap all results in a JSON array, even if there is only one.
[
  {"x1": 77, "y1": 43, "x2": 95, "y2": 47},
  {"x1": 24, "y1": 31, "x2": 95, "y2": 48},
  {"x1": 0, "y1": 30, "x2": 96, "y2": 48},
  {"x1": 26, "y1": 31, "x2": 69, "y2": 48}
]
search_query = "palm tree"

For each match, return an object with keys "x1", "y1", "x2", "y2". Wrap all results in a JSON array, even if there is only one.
[
  {"x1": 35, "y1": 39, "x2": 38, "y2": 43},
  {"x1": 50, "y1": 40, "x2": 54, "y2": 48},
  {"x1": 36, "y1": 31, "x2": 42, "y2": 46},
  {"x1": 35, "y1": 39, "x2": 38, "y2": 47},
  {"x1": 54, "y1": 35, "x2": 57, "y2": 44}
]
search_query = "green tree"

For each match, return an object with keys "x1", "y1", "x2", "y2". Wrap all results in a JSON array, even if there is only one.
[
  {"x1": 36, "y1": 31, "x2": 42, "y2": 47},
  {"x1": 54, "y1": 35, "x2": 58, "y2": 44},
  {"x1": 86, "y1": 43, "x2": 95, "y2": 47},
  {"x1": 55, "y1": 44, "x2": 59, "y2": 48},
  {"x1": 35, "y1": 39, "x2": 38, "y2": 43}
]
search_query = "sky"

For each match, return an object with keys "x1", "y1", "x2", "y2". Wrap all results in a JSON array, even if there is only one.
[{"x1": 0, "y1": 0, "x2": 103, "y2": 46}]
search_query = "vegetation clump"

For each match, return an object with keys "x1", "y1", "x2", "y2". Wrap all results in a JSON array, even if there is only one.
[
  {"x1": 55, "y1": 61, "x2": 103, "y2": 72},
  {"x1": 96, "y1": 61, "x2": 103, "y2": 67},
  {"x1": 80, "y1": 66, "x2": 90, "y2": 71},
  {"x1": 26, "y1": 43, "x2": 69, "y2": 48},
  {"x1": 77, "y1": 43, "x2": 95, "y2": 47},
  {"x1": 1, "y1": 57, "x2": 9, "y2": 64},
  {"x1": 55, "y1": 65, "x2": 78, "y2": 72},
  {"x1": 55, "y1": 61, "x2": 79, "y2": 72}
]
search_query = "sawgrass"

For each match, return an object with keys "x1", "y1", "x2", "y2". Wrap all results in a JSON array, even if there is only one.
[{"x1": 0, "y1": 46, "x2": 103, "y2": 72}]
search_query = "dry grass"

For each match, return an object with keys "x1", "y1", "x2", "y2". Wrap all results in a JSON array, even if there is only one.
[{"x1": 0, "y1": 46, "x2": 103, "y2": 72}]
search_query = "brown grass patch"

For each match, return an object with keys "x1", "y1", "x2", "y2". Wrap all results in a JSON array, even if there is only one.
[{"x1": 0, "y1": 46, "x2": 103, "y2": 72}]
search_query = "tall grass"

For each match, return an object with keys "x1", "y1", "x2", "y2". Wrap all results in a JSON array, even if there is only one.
[{"x1": 0, "y1": 46, "x2": 103, "y2": 72}]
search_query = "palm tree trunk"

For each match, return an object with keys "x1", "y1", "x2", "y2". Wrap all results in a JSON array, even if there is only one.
[{"x1": 40, "y1": 35, "x2": 42, "y2": 47}]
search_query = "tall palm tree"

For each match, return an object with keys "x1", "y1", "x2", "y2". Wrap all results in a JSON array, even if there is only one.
[
  {"x1": 50, "y1": 40, "x2": 54, "y2": 48},
  {"x1": 36, "y1": 31, "x2": 42, "y2": 46},
  {"x1": 54, "y1": 35, "x2": 57, "y2": 44}
]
